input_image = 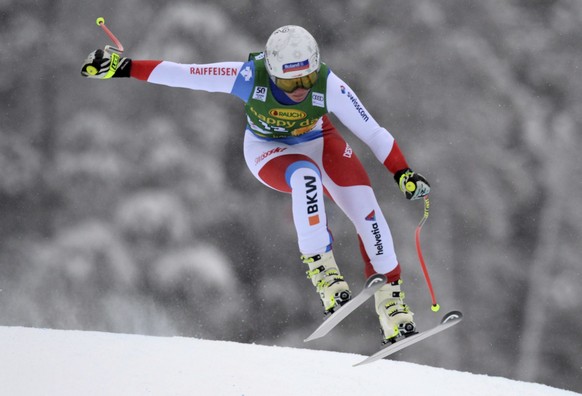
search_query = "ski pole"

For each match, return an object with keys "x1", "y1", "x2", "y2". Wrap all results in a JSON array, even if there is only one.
[
  {"x1": 415, "y1": 195, "x2": 440, "y2": 312},
  {"x1": 95, "y1": 17, "x2": 124, "y2": 53}
]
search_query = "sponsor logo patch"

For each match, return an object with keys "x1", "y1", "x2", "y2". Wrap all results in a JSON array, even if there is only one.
[
  {"x1": 254, "y1": 147, "x2": 287, "y2": 165},
  {"x1": 312, "y1": 92, "x2": 325, "y2": 108},
  {"x1": 190, "y1": 66, "x2": 238, "y2": 76},
  {"x1": 282, "y1": 59, "x2": 310, "y2": 74},
  {"x1": 305, "y1": 175, "x2": 320, "y2": 226},
  {"x1": 366, "y1": 210, "x2": 384, "y2": 255},
  {"x1": 346, "y1": 91, "x2": 369, "y2": 122},
  {"x1": 371, "y1": 222, "x2": 384, "y2": 255},
  {"x1": 269, "y1": 109, "x2": 307, "y2": 121}
]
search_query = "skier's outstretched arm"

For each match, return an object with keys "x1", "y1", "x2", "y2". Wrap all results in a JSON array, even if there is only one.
[
  {"x1": 326, "y1": 71, "x2": 430, "y2": 200},
  {"x1": 80, "y1": 49, "x2": 250, "y2": 97}
]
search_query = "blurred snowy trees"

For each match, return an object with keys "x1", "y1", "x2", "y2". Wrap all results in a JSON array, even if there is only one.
[{"x1": 0, "y1": 0, "x2": 581, "y2": 392}]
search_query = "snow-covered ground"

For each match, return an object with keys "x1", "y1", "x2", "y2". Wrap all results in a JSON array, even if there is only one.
[{"x1": 0, "y1": 326, "x2": 578, "y2": 396}]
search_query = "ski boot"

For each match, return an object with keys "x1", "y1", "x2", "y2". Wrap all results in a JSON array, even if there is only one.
[
  {"x1": 375, "y1": 279, "x2": 417, "y2": 344},
  {"x1": 301, "y1": 251, "x2": 352, "y2": 315}
]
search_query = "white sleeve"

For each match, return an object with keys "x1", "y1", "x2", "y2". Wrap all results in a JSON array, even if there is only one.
[
  {"x1": 147, "y1": 61, "x2": 245, "y2": 94},
  {"x1": 326, "y1": 71, "x2": 395, "y2": 163}
]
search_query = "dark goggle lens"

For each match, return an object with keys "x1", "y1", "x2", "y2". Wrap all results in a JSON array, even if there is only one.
[{"x1": 274, "y1": 71, "x2": 319, "y2": 93}]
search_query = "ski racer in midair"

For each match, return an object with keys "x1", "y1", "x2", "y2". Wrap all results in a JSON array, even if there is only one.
[{"x1": 81, "y1": 25, "x2": 431, "y2": 344}]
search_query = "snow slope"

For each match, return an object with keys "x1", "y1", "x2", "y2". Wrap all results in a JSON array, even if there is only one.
[{"x1": 0, "y1": 326, "x2": 578, "y2": 396}]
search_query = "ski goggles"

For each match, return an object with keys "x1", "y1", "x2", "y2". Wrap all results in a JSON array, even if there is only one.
[{"x1": 272, "y1": 70, "x2": 319, "y2": 93}]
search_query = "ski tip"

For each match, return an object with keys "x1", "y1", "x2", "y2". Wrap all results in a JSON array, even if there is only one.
[{"x1": 441, "y1": 310, "x2": 463, "y2": 324}]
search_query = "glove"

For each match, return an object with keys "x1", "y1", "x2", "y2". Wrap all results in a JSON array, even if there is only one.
[
  {"x1": 394, "y1": 168, "x2": 431, "y2": 200},
  {"x1": 81, "y1": 48, "x2": 131, "y2": 79}
]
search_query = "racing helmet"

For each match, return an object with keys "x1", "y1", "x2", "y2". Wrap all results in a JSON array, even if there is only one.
[{"x1": 264, "y1": 25, "x2": 320, "y2": 80}]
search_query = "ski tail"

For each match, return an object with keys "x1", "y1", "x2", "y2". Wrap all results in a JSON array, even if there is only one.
[{"x1": 304, "y1": 274, "x2": 386, "y2": 342}]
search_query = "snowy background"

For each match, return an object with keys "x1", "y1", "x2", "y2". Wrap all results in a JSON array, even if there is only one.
[{"x1": 1, "y1": 0, "x2": 581, "y2": 394}]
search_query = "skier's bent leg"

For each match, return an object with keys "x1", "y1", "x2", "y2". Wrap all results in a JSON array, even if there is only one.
[
  {"x1": 287, "y1": 162, "x2": 351, "y2": 314},
  {"x1": 323, "y1": 170, "x2": 416, "y2": 341},
  {"x1": 313, "y1": 123, "x2": 415, "y2": 328}
]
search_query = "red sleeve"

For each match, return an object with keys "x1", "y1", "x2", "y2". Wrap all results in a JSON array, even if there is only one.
[
  {"x1": 383, "y1": 141, "x2": 409, "y2": 175},
  {"x1": 130, "y1": 60, "x2": 163, "y2": 81}
]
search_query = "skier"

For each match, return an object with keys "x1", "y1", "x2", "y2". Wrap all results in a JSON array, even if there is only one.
[{"x1": 81, "y1": 25, "x2": 430, "y2": 344}]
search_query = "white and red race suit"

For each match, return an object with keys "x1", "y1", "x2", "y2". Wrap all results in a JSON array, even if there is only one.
[{"x1": 128, "y1": 55, "x2": 411, "y2": 281}]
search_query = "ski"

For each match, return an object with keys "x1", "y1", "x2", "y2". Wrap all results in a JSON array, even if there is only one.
[
  {"x1": 353, "y1": 310, "x2": 463, "y2": 367},
  {"x1": 304, "y1": 273, "x2": 387, "y2": 342}
]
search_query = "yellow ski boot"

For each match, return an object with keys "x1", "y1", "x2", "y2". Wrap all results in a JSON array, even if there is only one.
[
  {"x1": 375, "y1": 280, "x2": 417, "y2": 343},
  {"x1": 301, "y1": 251, "x2": 352, "y2": 315}
]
